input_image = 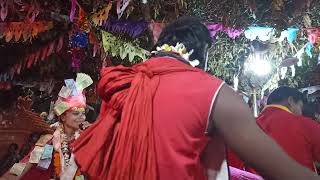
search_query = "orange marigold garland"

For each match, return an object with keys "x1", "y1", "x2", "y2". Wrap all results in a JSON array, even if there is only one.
[
  {"x1": 53, "y1": 151, "x2": 81, "y2": 178},
  {"x1": 53, "y1": 152, "x2": 61, "y2": 177}
]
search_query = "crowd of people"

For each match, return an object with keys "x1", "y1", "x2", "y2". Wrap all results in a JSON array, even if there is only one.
[{"x1": 1, "y1": 16, "x2": 320, "y2": 180}]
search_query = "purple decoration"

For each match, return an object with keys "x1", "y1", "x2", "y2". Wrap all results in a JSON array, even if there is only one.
[
  {"x1": 207, "y1": 23, "x2": 224, "y2": 37},
  {"x1": 102, "y1": 17, "x2": 148, "y2": 38},
  {"x1": 71, "y1": 56, "x2": 81, "y2": 72},
  {"x1": 70, "y1": 48, "x2": 83, "y2": 72},
  {"x1": 224, "y1": 27, "x2": 242, "y2": 39},
  {"x1": 206, "y1": 23, "x2": 243, "y2": 39}
]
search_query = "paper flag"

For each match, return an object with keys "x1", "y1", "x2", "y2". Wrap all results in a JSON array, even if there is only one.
[
  {"x1": 305, "y1": 43, "x2": 313, "y2": 58},
  {"x1": 117, "y1": 0, "x2": 131, "y2": 19},
  {"x1": 207, "y1": 23, "x2": 242, "y2": 39},
  {"x1": 244, "y1": 26, "x2": 275, "y2": 41},
  {"x1": 280, "y1": 67, "x2": 287, "y2": 79},
  {"x1": 287, "y1": 28, "x2": 299, "y2": 44},
  {"x1": 91, "y1": 2, "x2": 112, "y2": 26},
  {"x1": 290, "y1": 65, "x2": 295, "y2": 77},
  {"x1": 278, "y1": 28, "x2": 299, "y2": 44},
  {"x1": 0, "y1": 21, "x2": 53, "y2": 42}
]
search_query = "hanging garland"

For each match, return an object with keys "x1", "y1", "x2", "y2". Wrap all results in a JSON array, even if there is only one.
[
  {"x1": 102, "y1": 17, "x2": 148, "y2": 38},
  {"x1": 0, "y1": 21, "x2": 53, "y2": 42},
  {"x1": 206, "y1": 23, "x2": 243, "y2": 39},
  {"x1": 102, "y1": 31, "x2": 150, "y2": 62},
  {"x1": 117, "y1": 0, "x2": 131, "y2": 19},
  {"x1": 0, "y1": 35, "x2": 64, "y2": 80},
  {"x1": 91, "y1": 2, "x2": 112, "y2": 26}
]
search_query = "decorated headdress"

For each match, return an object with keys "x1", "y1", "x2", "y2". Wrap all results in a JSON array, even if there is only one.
[{"x1": 54, "y1": 73, "x2": 93, "y2": 116}]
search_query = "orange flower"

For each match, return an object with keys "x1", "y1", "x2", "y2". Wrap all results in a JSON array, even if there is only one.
[
  {"x1": 53, "y1": 151, "x2": 81, "y2": 179},
  {"x1": 53, "y1": 152, "x2": 61, "y2": 177}
]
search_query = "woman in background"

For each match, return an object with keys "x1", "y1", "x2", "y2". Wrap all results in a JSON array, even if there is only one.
[{"x1": 1, "y1": 73, "x2": 92, "y2": 180}]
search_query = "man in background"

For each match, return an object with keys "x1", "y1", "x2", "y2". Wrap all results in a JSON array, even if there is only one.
[{"x1": 257, "y1": 86, "x2": 320, "y2": 173}]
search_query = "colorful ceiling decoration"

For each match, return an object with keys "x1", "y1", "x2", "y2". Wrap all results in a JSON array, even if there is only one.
[
  {"x1": 91, "y1": 2, "x2": 112, "y2": 26},
  {"x1": 0, "y1": 21, "x2": 53, "y2": 42},
  {"x1": 102, "y1": 17, "x2": 148, "y2": 38}
]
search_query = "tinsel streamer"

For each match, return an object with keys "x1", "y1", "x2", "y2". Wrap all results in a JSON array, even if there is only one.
[{"x1": 102, "y1": 17, "x2": 148, "y2": 38}]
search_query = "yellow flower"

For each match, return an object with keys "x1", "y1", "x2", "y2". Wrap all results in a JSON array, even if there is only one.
[{"x1": 162, "y1": 44, "x2": 172, "y2": 52}]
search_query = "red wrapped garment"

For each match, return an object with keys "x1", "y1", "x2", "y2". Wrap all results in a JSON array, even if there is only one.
[
  {"x1": 72, "y1": 57, "x2": 201, "y2": 180},
  {"x1": 257, "y1": 106, "x2": 320, "y2": 173}
]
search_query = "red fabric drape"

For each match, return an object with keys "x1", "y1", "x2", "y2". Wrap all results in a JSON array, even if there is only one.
[{"x1": 72, "y1": 57, "x2": 200, "y2": 180}]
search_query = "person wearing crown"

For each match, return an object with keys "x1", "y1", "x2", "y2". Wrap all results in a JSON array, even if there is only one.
[{"x1": 1, "y1": 73, "x2": 93, "y2": 180}]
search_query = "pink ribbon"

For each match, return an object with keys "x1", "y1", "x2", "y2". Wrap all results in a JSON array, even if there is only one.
[
  {"x1": 306, "y1": 29, "x2": 320, "y2": 44},
  {"x1": 0, "y1": 0, "x2": 8, "y2": 21},
  {"x1": 69, "y1": 0, "x2": 76, "y2": 22},
  {"x1": 207, "y1": 23, "x2": 243, "y2": 39},
  {"x1": 64, "y1": 95, "x2": 86, "y2": 109},
  {"x1": 207, "y1": 23, "x2": 224, "y2": 37}
]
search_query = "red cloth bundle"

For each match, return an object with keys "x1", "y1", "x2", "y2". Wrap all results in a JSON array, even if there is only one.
[{"x1": 72, "y1": 57, "x2": 199, "y2": 180}]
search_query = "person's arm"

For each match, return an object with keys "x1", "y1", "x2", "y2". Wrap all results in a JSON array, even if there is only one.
[{"x1": 210, "y1": 85, "x2": 319, "y2": 180}]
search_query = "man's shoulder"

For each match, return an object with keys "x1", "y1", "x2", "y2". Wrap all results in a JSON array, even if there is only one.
[{"x1": 298, "y1": 116, "x2": 320, "y2": 128}]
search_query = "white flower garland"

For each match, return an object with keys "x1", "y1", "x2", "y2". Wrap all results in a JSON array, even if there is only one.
[
  {"x1": 59, "y1": 123, "x2": 81, "y2": 167},
  {"x1": 151, "y1": 42, "x2": 200, "y2": 67}
]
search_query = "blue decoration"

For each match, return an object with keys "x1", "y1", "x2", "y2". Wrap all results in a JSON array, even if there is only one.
[
  {"x1": 71, "y1": 32, "x2": 88, "y2": 48},
  {"x1": 244, "y1": 26, "x2": 275, "y2": 41},
  {"x1": 287, "y1": 28, "x2": 299, "y2": 44},
  {"x1": 305, "y1": 43, "x2": 313, "y2": 58}
]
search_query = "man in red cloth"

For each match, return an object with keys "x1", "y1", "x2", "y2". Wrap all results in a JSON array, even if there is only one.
[
  {"x1": 72, "y1": 17, "x2": 320, "y2": 180},
  {"x1": 256, "y1": 86, "x2": 320, "y2": 173}
]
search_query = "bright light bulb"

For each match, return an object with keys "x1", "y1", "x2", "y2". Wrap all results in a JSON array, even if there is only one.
[{"x1": 249, "y1": 59, "x2": 271, "y2": 76}]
